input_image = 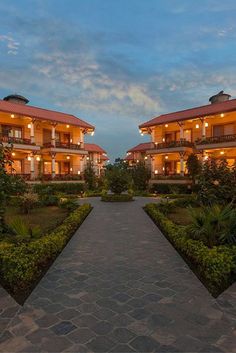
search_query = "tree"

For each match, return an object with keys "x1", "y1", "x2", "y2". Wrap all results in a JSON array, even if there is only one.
[
  {"x1": 186, "y1": 153, "x2": 201, "y2": 184},
  {"x1": 106, "y1": 166, "x2": 130, "y2": 194},
  {"x1": 84, "y1": 162, "x2": 97, "y2": 190},
  {"x1": 131, "y1": 162, "x2": 151, "y2": 191}
]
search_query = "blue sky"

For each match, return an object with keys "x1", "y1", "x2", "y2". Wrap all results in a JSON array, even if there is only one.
[{"x1": 0, "y1": 0, "x2": 236, "y2": 161}]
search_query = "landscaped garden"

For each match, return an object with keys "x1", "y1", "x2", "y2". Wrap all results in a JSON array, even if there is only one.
[
  {"x1": 0, "y1": 143, "x2": 92, "y2": 304},
  {"x1": 145, "y1": 156, "x2": 236, "y2": 297}
]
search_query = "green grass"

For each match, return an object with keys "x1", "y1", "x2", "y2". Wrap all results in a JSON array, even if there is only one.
[
  {"x1": 167, "y1": 206, "x2": 201, "y2": 226},
  {"x1": 4, "y1": 206, "x2": 68, "y2": 235}
]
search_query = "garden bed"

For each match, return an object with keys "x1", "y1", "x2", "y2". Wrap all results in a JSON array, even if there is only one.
[
  {"x1": 144, "y1": 203, "x2": 236, "y2": 297},
  {"x1": 101, "y1": 194, "x2": 133, "y2": 202},
  {"x1": 0, "y1": 204, "x2": 92, "y2": 304}
]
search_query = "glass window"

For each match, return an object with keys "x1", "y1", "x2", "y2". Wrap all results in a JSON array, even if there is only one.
[
  {"x1": 1, "y1": 125, "x2": 22, "y2": 138},
  {"x1": 5, "y1": 160, "x2": 22, "y2": 174}
]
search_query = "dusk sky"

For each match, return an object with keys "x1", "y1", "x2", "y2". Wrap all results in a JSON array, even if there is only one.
[{"x1": 0, "y1": 0, "x2": 236, "y2": 161}]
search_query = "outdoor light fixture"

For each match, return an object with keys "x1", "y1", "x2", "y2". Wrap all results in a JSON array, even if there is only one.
[
  {"x1": 205, "y1": 122, "x2": 209, "y2": 127},
  {"x1": 162, "y1": 138, "x2": 165, "y2": 142},
  {"x1": 139, "y1": 129, "x2": 142, "y2": 134},
  {"x1": 78, "y1": 141, "x2": 81, "y2": 145},
  {"x1": 12, "y1": 152, "x2": 15, "y2": 156},
  {"x1": 220, "y1": 113, "x2": 224, "y2": 118},
  {"x1": 91, "y1": 131, "x2": 94, "y2": 136},
  {"x1": 27, "y1": 123, "x2": 31, "y2": 129},
  {"x1": 36, "y1": 156, "x2": 40, "y2": 161},
  {"x1": 165, "y1": 155, "x2": 168, "y2": 159},
  {"x1": 141, "y1": 132, "x2": 144, "y2": 136},
  {"x1": 137, "y1": 159, "x2": 139, "y2": 163},
  {"x1": 86, "y1": 156, "x2": 90, "y2": 160},
  {"x1": 155, "y1": 142, "x2": 158, "y2": 146},
  {"x1": 27, "y1": 156, "x2": 31, "y2": 161},
  {"x1": 154, "y1": 170, "x2": 158, "y2": 174},
  {"x1": 66, "y1": 125, "x2": 70, "y2": 128},
  {"x1": 77, "y1": 171, "x2": 81, "y2": 175},
  {"x1": 165, "y1": 124, "x2": 168, "y2": 128},
  {"x1": 220, "y1": 151, "x2": 225, "y2": 155},
  {"x1": 10, "y1": 114, "x2": 15, "y2": 118},
  {"x1": 195, "y1": 124, "x2": 200, "y2": 129},
  {"x1": 66, "y1": 155, "x2": 70, "y2": 160},
  {"x1": 144, "y1": 156, "x2": 148, "y2": 160},
  {"x1": 70, "y1": 138, "x2": 73, "y2": 143},
  {"x1": 70, "y1": 167, "x2": 73, "y2": 172},
  {"x1": 162, "y1": 167, "x2": 165, "y2": 171}
]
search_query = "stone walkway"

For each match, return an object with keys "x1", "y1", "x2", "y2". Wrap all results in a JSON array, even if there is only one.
[{"x1": 0, "y1": 197, "x2": 236, "y2": 353}]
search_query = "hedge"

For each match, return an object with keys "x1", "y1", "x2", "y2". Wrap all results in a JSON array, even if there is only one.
[
  {"x1": 144, "y1": 203, "x2": 236, "y2": 296},
  {"x1": 101, "y1": 194, "x2": 133, "y2": 202},
  {"x1": 150, "y1": 183, "x2": 199, "y2": 194},
  {"x1": 33, "y1": 182, "x2": 85, "y2": 194},
  {"x1": 0, "y1": 204, "x2": 92, "y2": 297}
]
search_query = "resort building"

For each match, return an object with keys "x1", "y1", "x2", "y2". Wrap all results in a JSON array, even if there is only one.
[
  {"x1": 139, "y1": 91, "x2": 236, "y2": 179},
  {"x1": 124, "y1": 142, "x2": 152, "y2": 168},
  {"x1": 84, "y1": 143, "x2": 109, "y2": 176},
  {"x1": 0, "y1": 94, "x2": 95, "y2": 181}
]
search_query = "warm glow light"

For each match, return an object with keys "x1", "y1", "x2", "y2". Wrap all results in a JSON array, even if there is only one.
[
  {"x1": 66, "y1": 125, "x2": 70, "y2": 128},
  {"x1": 144, "y1": 156, "x2": 148, "y2": 160},
  {"x1": 27, "y1": 156, "x2": 31, "y2": 161},
  {"x1": 70, "y1": 167, "x2": 73, "y2": 172},
  {"x1": 162, "y1": 167, "x2": 165, "y2": 171},
  {"x1": 77, "y1": 170, "x2": 81, "y2": 175},
  {"x1": 86, "y1": 156, "x2": 90, "y2": 160},
  {"x1": 220, "y1": 151, "x2": 225, "y2": 155},
  {"x1": 155, "y1": 142, "x2": 158, "y2": 145},
  {"x1": 27, "y1": 123, "x2": 31, "y2": 129},
  {"x1": 70, "y1": 138, "x2": 73, "y2": 143},
  {"x1": 165, "y1": 155, "x2": 168, "y2": 159},
  {"x1": 154, "y1": 170, "x2": 158, "y2": 175},
  {"x1": 141, "y1": 132, "x2": 144, "y2": 136},
  {"x1": 220, "y1": 113, "x2": 224, "y2": 118},
  {"x1": 66, "y1": 155, "x2": 70, "y2": 160},
  {"x1": 205, "y1": 122, "x2": 208, "y2": 127},
  {"x1": 10, "y1": 114, "x2": 15, "y2": 118},
  {"x1": 203, "y1": 155, "x2": 208, "y2": 161},
  {"x1": 91, "y1": 131, "x2": 94, "y2": 136},
  {"x1": 78, "y1": 141, "x2": 81, "y2": 145},
  {"x1": 36, "y1": 156, "x2": 40, "y2": 161},
  {"x1": 162, "y1": 138, "x2": 165, "y2": 142},
  {"x1": 195, "y1": 124, "x2": 199, "y2": 129},
  {"x1": 139, "y1": 129, "x2": 142, "y2": 134},
  {"x1": 12, "y1": 152, "x2": 15, "y2": 156},
  {"x1": 137, "y1": 159, "x2": 139, "y2": 163},
  {"x1": 165, "y1": 124, "x2": 168, "y2": 128}
]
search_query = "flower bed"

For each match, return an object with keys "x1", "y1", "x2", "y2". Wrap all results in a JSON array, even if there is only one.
[
  {"x1": 144, "y1": 203, "x2": 236, "y2": 296},
  {"x1": 0, "y1": 203, "x2": 92, "y2": 304},
  {"x1": 101, "y1": 194, "x2": 133, "y2": 202}
]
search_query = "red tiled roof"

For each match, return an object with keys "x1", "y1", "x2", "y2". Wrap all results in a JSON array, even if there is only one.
[
  {"x1": 0, "y1": 99, "x2": 94, "y2": 129},
  {"x1": 127, "y1": 142, "x2": 153, "y2": 153},
  {"x1": 124, "y1": 154, "x2": 134, "y2": 161},
  {"x1": 100, "y1": 155, "x2": 109, "y2": 161},
  {"x1": 84, "y1": 143, "x2": 106, "y2": 154},
  {"x1": 139, "y1": 98, "x2": 236, "y2": 128}
]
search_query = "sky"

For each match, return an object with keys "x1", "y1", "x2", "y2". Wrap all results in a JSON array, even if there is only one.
[{"x1": 0, "y1": 0, "x2": 236, "y2": 161}]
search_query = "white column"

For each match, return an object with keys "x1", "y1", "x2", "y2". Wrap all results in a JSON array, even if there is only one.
[
  {"x1": 180, "y1": 152, "x2": 185, "y2": 176},
  {"x1": 179, "y1": 123, "x2": 184, "y2": 140},
  {"x1": 202, "y1": 118, "x2": 206, "y2": 138},
  {"x1": 51, "y1": 153, "x2": 56, "y2": 178},
  {"x1": 30, "y1": 120, "x2": 35, "y2": 144},
  {"x1": 51, "y1": 124, "x2": 56, "y2": 147},
  {"x1": 30, "y1": 154, "x2": 35, "y2": 180}
]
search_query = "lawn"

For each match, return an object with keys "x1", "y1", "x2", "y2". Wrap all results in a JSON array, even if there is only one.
[{"x1": 4, "y1": 206, "x2": 68, "y2": 236}]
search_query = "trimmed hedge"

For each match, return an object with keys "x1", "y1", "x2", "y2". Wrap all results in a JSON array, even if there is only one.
[
  {"x1": 144, "y1": 203, "x2": 236, "y2": 296},
  {"x1": 101, "y1": 194, "x2": 133, "y2": 202},
  {"x1": 33, "y1": 183, "x2": 85, "y2": 195},
  {"x1": 0, "y1": 204, "x2": 92, "y2": 297}
]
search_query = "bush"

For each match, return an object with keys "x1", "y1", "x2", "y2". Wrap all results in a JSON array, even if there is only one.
[
  {"x1": 58, "y1": 197, "x2": 77, "y2": 211},
  {"x1": 0, "y1": 204, "x2": 92, "y2": 295},
  {"x1": 150, "y1": 183, "x2": 192, "y2": 194},
  {"x1": 131, "y1": 162, "x2": 150, "y2": 191},
  {"x1": 101, "y1": 194, "x2": 133, "y2": 202},
  {"x1": 19, "y1": 192, "x2": 39, "y2": 214},
  {"x1": 144, "y1": 203, "x2": 236, "y2": 296},
  {"x1": 9, "y1": 217, "x2": 41, "y2": 243},
  {"x1": 107, "y1": 167, "x2": 130, "y2": 194},
  {"x1": 33, "y1": 183, "x2": 85, "y2": 195}
]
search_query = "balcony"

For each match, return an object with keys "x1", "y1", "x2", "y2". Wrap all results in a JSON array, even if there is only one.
[
  {"x1": 0, "y1": 135, "x2": 35, "y2": 145},
  {"x1": 148, "y1": 140, "x2": 194, "y2": 154},
  {"x1": 195, "y1": 134, "x2": 236, "y2": 150},
  {"x1": 43, "y1": 141, "x2": 83, "y2": 150},
  {"x1": 40, "y1": 174, "x2": 83, "y2": 181}
]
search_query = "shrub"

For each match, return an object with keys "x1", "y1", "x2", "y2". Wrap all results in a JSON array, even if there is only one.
[
  {"x1": 101, "y1": 194, "x2": 133, "y2": 202},
  {"x1": 131, "y1": 162, "x2": 151, "y2": 191},
  {"x1": 107, "y1": 167, "x2": 130, "y2": 194},
  {"x1": 19, "y1": 192, "x2": 39, "y2": 214},
  {"x1": 84, "y1": 162, "x2": 97, "y2": 190},
  {"x1": 144, "y1": 203, "x2": 236, "y2": 296},
  {"x1": 9, "y1": 217, "x2": 41, "y2": 243},
  {"x1": 58, "y1": 197, "x2": 77, "y2": 211},
  {"x1": 33, "y1": 183, "x2": 85, "y2": 195},
  {"x1": 0, "y1": 204, "x2": 92, "y2": 295},
  {"x1": 150, "y1": 183, "x2": 192, "y2": 194}
]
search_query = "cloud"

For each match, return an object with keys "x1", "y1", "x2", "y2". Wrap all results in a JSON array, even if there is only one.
[{"x1": 0, "y1": 34, "x2": 19, "y2": 55}]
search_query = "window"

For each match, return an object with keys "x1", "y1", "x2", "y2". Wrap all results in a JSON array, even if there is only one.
[
  {"x1": 1, "y1": 125, "x2": 22, "y2": 138},
  {"x1": 213, "y1": 124, "x2": 234, "y2": 137}
]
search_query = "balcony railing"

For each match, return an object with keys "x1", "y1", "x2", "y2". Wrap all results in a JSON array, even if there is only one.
[
  {"x1": 152, "y1": 140, "x2": 194, "y2": 149},
  {"x1": 195, "y1": 134, "x2": 236, "y2": 145},
  {"x1": 0, "y1": 135, "x2": 34, "y2": 145},
  {"x1": 40, "y1": 174, "x2": 83, "y2": 181},
  {"x1": 43, "y1": 141, "x2": 82, "y2": 150}
]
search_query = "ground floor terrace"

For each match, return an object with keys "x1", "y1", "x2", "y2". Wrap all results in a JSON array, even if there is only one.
[{"x1": 0, "y1": 197, "x2": 235, "y2": 353}]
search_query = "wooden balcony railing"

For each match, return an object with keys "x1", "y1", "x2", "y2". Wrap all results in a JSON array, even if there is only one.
[
  {"x1": 152, "y1": 140, "x2": 194, "y2": 149},
  {"x1": 0, "y1": 135, "x2": 34, "y2": 145},
  {"x1": 43, "y1": 141, "x2": 82, "y2": 150},
  {"x1": 195, "y1": 134, "x2": 236, "y2": 145}
]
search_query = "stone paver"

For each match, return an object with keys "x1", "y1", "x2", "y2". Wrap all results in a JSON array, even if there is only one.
[{"x1": 0, "y1": 197, "x2": 236, "y2": 352}]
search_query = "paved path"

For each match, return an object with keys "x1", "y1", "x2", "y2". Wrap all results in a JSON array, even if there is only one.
[{"x1": 0, "y1": 197, "x2": 236, "y2": 353}]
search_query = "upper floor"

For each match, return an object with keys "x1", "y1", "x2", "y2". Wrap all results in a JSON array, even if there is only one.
[
  {"x1": 0, "y1": 94, "x2": 94, "y2": 154},
  {"x1": 139, "y1": 91, "x2": 236, "y2": 154}
]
